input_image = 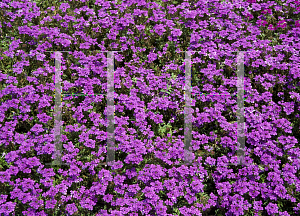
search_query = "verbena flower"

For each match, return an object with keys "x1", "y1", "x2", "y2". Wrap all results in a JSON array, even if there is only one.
[
  {"x1": 277, "y1": 20, "x2": 287, "y2": 28},
  {"x1": 257, "y1": 19, "x2": 268, "y2": 27},
  {"x1": 65, "y1": 203, "x2": 78, "y2": 215},
  {"x1": 265, "y1": 203, "x2": 279, "y2": 215},
  {"x1": 0, "y1": 202, "x2": 16, "y2": 215},
  {"x1": 205, "y1": 156, "x2": 216, "y2": 166},
  {"x1": 59, "y1": 3, "x2": 70, "y2": 13}
]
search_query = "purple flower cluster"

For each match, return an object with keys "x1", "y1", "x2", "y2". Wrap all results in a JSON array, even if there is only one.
[{"x1": 0, "y1": 0, "x2": 299, "y2": 215}]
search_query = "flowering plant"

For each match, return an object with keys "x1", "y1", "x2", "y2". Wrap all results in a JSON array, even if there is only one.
[{"x1": 0, "y1": 0, "x2": 299, "y2": 215}]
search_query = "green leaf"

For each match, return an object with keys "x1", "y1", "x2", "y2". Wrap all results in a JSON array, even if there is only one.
[
  {"x1": 132, "y1": 77, "x2": 137, "y2": 83},
  {"x1": 173, "y1": 207, "x2": 181, "y2": 215}
]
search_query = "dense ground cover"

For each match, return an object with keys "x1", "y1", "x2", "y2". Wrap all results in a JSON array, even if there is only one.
[{"x1": 0, "y1": 0, "x2": 300, "y2": 215}]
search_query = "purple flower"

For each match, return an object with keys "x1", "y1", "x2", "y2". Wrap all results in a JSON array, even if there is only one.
[
  {"x1": 65, "y1": 203, "x2": 78, "y2": 215},
  {"x1": 127, "y1": 184, "x2": 141, "y2": 195},
  {"x1": 124, "y1": 153, "x2": 143, "y2": 165},
  {"x1": 39, "y1": 168, "x2": 56, "y2": 178},
  {"x1": 265, "y1": 203, "x2": 279, "y2": 215},
  {"x1": 251, "y1": 3, "x2": 261, "y2": 11},
  {"x1": 262, "y1": 9, "x2": 272, "y2": 14},
  {"x1": 103, "y1": 194, "x2": 113, "y2": 203},
  {"x1": 21, "y1": 178, "x2": 36, "y2": 192},
  {"x1": 4, "y1": 151, "x2": 19, "y2": 163},
  {"x1": 59, "y1": 3, "x2": 70, "y2": 13},
  {"x1": 171, "y1": 28, "x2": 182, "y2": 37},
  {"x1": 98, "y1": 169, "x2": 113, "y2": 182},
  {"x1": 0, "y1": 195, "x2": 7, "y2": 205},
  {"x1": 277, "y1": 20, "x2": 287, "y2": 28},
  {"x1": 27, "y1": 156, "x2": 40, "y2": 167},
  {"x1": 164, "y1": 178, "x2": 177, "y2": 191},
  {"x1": 154, "y1": 24, "x2": 166, "y2": 36},
  {"x1": 80, "y1": 198, "x2": 96, "y2": 211},
  {"x1": 125, "y1": 168, "x2": 137, "y2": 179},
  {"x1": 274, "y1": 185, "x2": 287, "y2": 199},
  {"x1": 148, "y1": 52, "x2": 157, "y2": 62},
  {"x1": 1, "y1": 1, "x2": 300, "y2": 216},
  {"x1": 257, "y1": 19, "x2": 268, "y2": 27},
  {"x1": 29, "y1": 198, "x2": 43, "y2": 210},
  {"x1": 150, "y1": 180, "x2": 164, "y2": 193},
  {"x1": 0, "y1": 171, "x2": 10, "y2": 184},
  {"x1": 155, "y1": 200, "x2": 167, "y2": 215},
  {"x1": 83, "y1": 138, "x2": 96, "y2": 148},
  {"x1": 246, "y1": 13, "x2": 254, "y2": 20},
  {"x1": 37, "y1": 113, "x2": 52, "y2": 124},
  {"x1": 205, "y1": 156, "x2": 216, "y2": 166},
  {"x1": 216, "y1": 182, "x2": 232, "y2": 196},
  {"x1": 268, "y1": 24, "x2": 276, "y2": 30},
  {"x1": 253, "y1": 200, "x2": 264, "y2": 212},
  {"x1": 142, "y1": 186, "x2": 158, "y2": 200},
  {"x1": 279, "y1": 211, "x2": 291, "y2": 216},
  {"x1": 68, "y1": 164, "x2": 81, "y2": 176},
  {"x1": 0, "y1": 202, "x2": 16, "y2": 215},
  {"x1": 45, "y1": 199, "x2": 57, "y2": 209}
]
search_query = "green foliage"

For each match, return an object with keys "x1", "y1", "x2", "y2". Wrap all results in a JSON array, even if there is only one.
[
  {"x1": 32, "y1": 0, "x2": 62, "y2": 11},
  {"x1": 173, "y1": 207, "x2": 181, "y2": 215},
  {"x1": 157, "y1": 122, "x2": 173, "y2": 138},
  {"x1": 0, "y1": 153, "x2": 9, "y2": 170}
]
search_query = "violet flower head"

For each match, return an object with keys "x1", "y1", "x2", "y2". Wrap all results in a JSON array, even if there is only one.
[
  {"x1": 268, "y1": 24, "x2": 276, "y2": 30},
  {"x1": 205, "y1": 156, "x2": 216, "y2": 166},
  {"x1": 257, "y1": 20, "x2": 268, "y2": 27},
  {"x1": 171, "y1": 28, "x2": 182, "y2": 37},
  {"x1": 251, "y1": 3, "x2": 261, "y2": 11},
  {"x1": 80, "y1": 198, "x2": 96, "y2": 211},
  {"x1": 265, "y1": 203, "x2": 279, "y2": 215},
  {"x1": 148, "y1": 52, "x2": 157, "y2": 62},
  {"x1": 65, "y1": 203, "x2": 78, "y2": 215},
  {"x1": 0, "y1": 202, "x2": 16, "y2": 215},
  {"x1": 0, "y1": 195, "x2": 8, "y2": 205},
  {"x1": 261, "y1": 9, "x2": 268, "y2": 14},
  {"x1": 277, "y1": 20, "x2": 287, "y2": 28},
  {"x1": 59, "y1": 3, "x2": 70, "y2": 13},
  {"x1": 246, "y1": 13, "x2": 254, "y2": 20}
]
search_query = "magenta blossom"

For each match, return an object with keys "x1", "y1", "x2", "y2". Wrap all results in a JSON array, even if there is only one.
[
  {"x1": 257, "y1": 19, "x2": 268, "y2": 27},
  {"x1": 268, "y1": 24, "x2": 276, "y2": 30},
  {"x1": 246, "y1": 13, "x2": 254, "y2": 20},
  {"x1": 262, "y1": 9, "x2": 272, "y2": 14},
  {"x1": 277, "y1": 20, "x2": 287, "y2": 28}
]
